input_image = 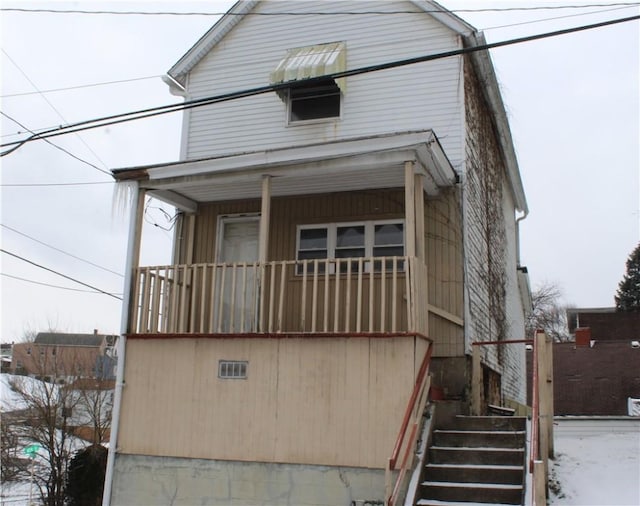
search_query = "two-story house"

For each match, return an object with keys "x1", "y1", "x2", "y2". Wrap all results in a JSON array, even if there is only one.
[
  {"x1": 11, "y1": 331, "x2": 117, "y2": 381},
  {"x1": 103, "y1": 2, "x2": 531, "y2": 505}
]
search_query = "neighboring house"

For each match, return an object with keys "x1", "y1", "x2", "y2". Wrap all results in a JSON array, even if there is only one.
[
  {"x1": 10, "y1": 331, "x2": 117, "y2": 381},
  {"x1": 105, "y1": 2, "x2": 531, "y2": 504},
  {"x1": 553, "y1": 308, "x2": 640, "y2": 415}
]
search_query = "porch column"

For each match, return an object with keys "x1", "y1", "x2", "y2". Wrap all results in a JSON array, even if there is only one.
[
  {"x1": 404, "y1": 161, "x2": 416, "y2": 258},
  {"x1": 259, "y1": 175, "x2": 271, "y2": 263},
  {"x1": 259, "y1": 176, "x2": 271, "y2": 332},
  {"x1": 103, "y1": 184, "x2": 145, "y2": 506},
  {"x1": 414, "y1": 174, "x2": 425, "y2": 262}
]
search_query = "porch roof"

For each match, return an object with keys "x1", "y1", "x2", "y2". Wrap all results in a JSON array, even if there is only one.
[{"x1": 112, "y1": 130, "x2": 457, "y2": 211}]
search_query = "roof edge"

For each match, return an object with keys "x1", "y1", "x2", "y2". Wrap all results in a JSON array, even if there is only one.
[
  {"x1": 167, "y1": 0, "x2": 477, "y2": 88},
  {"x1": 167, "y1": 0, "x2": 259, "y2": 85}
]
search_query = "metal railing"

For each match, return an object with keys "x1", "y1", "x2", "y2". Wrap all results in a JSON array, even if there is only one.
[
  {"x1": 129, "y1": 256, "x2": 429, "y2": 336},
  {"x1": 385, "y1": 342, "x2": 433, "y2": 506}
]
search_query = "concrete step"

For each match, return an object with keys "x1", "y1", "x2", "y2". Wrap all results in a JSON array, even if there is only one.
[
  {"x1": 451, "y1": 415, "x2": 527, "y2": 432},
  {"x1": 420, "y1": 481, "x2": 523, "y2": 505},
  {"x1": 433, "y1": 429, "x2": 526, "y2": 449},
  {"x1": 424, "y1": 463, "x2": 524, "y2": 485},
  {"x1": 429, "y1": 446, "x2": 525, "y2": 466}
]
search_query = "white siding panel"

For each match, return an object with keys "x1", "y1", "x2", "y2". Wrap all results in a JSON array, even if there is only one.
[{"x1": 183, "y1": 0, "x2": 464, "y2": 167}]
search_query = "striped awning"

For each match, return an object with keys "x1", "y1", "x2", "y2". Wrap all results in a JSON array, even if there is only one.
[{"x1": 269, "y1": 42, "x2": 346, "y2": 93}]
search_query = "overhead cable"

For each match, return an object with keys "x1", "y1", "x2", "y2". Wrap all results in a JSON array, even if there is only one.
[
  {"x1": 0, "y1": 248, "x2": 123, "y2": 300},
  {"x1": 0, "y1": 181, "x2": 114, "y2": 187},
  {"x1": 1, "y1": 224, "x2": 124, "y2": 277},
  {"x1": 2, "y1": 272, "x2": 123, "y2": 295},
  {"x1": 1, "y1": 75, "x2": 162, "y2": 98},
  {"x1": 1, "y1": 49, "x2": 110, "y2": 171},
  {"x1": 0, "y1": 111, "x2": 111, "y2": 176},
  {"x1": 2, "y1": 3, "x2": 639, "y2": 15},
  {"x1": 2, "y1": 13, "x2": 639, "y2": 156}
]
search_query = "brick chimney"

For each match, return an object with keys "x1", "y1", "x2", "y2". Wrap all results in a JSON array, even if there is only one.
[{"x1": 575, "y1": 327, "x2": 591, "y2": 346}]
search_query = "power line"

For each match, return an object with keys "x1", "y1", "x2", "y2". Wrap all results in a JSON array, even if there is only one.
[
  {"x1": 0, "y1": 249, "x2": 123, "y2": 301},
  {"x1": 1, "y1": 272, "x2": 123, "y2": 296},
  {"x1": 0, "y1": 111, "x2": 111, "y2": 176},
  {"x1": 1, "y1": 49, "x2": 110, "y2": 172},
  {"x1": 1, "y1": 12, "x2": 638, "y2": 155},
  {"x1": 0, "y1": 181, "x2": 114, "y2": 187},
  {"x1": 0, "y1": 5, "x2": 632, "y2": 105},
  {"x1": 2, "y1": 3, "x2": 639, "y2": 15},
  {"x1": 1, "y1": 224, "x2": 124, "y2": 277},
  {"x1": 1, "y1": 75, "x2": 162, "y2": 98},
  {"x1": 481, "y1": 4, "x2": 638, "y2": 30}
]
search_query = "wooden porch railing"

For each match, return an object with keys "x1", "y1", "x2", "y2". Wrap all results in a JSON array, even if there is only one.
[
  {"x1": 531, "y1": 330, "x2": 554, "y2": 506},
  {"x1": 129, "y1": 256, "x2": 429, "y2": 336},
  {"x1": 385, "y1": 342, "x2": 433, "y2": 506}
]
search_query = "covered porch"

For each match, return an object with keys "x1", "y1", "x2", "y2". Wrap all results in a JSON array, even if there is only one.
[{"x1": 114, "y1": 131, "x2": 460, "y2": 339}]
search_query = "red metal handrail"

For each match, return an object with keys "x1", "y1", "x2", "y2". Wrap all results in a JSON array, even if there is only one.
[{"x1": 387, "y1": 342, "x2": 433, "y2": 506}]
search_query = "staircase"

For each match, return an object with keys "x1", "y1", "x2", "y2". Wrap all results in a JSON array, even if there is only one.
[{"x1": 417, "y1": 416, "x2": 527, "y2": 506}]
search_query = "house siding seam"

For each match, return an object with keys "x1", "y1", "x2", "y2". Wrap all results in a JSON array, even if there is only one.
[
  {"x1": 462, "y1": 56, "x2": 525, "y2": 403},
  {"x1": 183, "y1": 0, "x2": 464, "y2": 167}
]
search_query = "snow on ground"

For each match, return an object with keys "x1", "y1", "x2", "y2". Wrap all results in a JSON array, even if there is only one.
[{"x1": 549, "y1": 420, "x2": 640, "y2": 505}]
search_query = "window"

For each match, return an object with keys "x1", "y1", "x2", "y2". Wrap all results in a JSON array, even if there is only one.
[
  {"x1": 218, "y1": 360, "x2": 248, "y2": 379},
  {"x1": 288, "y1": 79, "x2": 341, "y2": 123},
  {"x1": 270, "y1": 42, "x2": 346, "y2": 124},
  {"x1": 296, "y1": 220, "x2": 404, "y2": 272}
]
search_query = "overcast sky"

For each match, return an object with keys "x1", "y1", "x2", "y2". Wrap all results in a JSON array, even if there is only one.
[{"x1": 1, "y1": 1, "x2": 638, "y2": 342}]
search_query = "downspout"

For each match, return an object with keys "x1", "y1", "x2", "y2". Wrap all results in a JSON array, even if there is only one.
[
  {"x1": 515, "y1": 209, "x2": 529, "y2": 267},
  {"x1": 102, "y1": 183, "x2": 143, "y2": 506}
]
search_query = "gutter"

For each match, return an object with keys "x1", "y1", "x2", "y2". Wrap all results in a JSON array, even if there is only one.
[{"x1": 102, "y1": 182, "x2": 140, "y2": 506}]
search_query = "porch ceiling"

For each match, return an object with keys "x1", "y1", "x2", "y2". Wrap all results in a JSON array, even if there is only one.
[{"x1": 113, "y1": 131, "x2": 458, "y2": 209}]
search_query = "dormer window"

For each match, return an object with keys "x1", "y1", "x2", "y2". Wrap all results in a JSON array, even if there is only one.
[{"x1": 270, "y1": 42, "x2": 346, "y2": 124}]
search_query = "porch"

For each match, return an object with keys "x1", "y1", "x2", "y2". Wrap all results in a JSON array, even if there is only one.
[
  {"x1": 129, "y1": 256, "x2": 428, "y2": 336},
  {"x1": 115, "y1": 131, "x2": 462, "y2": 341}
]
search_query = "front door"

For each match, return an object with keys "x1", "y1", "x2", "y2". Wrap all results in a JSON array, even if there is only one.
[{"x1": 217, "y1": 217, "x2": 260, "y2": 332}]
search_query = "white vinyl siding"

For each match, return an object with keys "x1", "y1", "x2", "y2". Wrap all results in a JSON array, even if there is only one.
[{"x1": 183, "y1": 0, "x2": 464, "y2": 168}]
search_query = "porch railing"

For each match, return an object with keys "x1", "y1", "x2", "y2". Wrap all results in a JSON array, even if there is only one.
[
  {"x1": 385, "y1": 342, "x2": 433, "y2": 506},
  {"x1": 129, "y1": 256, "x2": 428, "y2": 336}
]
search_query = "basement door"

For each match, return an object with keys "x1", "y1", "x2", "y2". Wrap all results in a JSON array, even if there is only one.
[{"x1": 216, "y1": 216, "x2": 260, "y2": 332}]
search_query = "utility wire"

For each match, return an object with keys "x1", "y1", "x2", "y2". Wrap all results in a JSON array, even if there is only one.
[
  {"x1": 482, "y1": 4, "x2": 638, "y2": 30},
  {"x1": 2, "y1": 13, "x2": 638, "y2": 157},
  {"x1": 0, "y1": 111, "x2": 111, "y2": 176},
  {"x1": 1, "y1": 224, "x2": 124, "y2": 277},
  {"x1": 1, "y1": 75, "x2": 162, "y2": 98},
  {"x1": 1, "y1": 181, "x2": 114, "y2": 187},
  {"x1": 0, "y1": 5, "x2": 633, "y2": 103},
  {"x1": 1, "y1": 272, "x2": 123, "y2": 295},
  {"x1": 0, "y1": 249, "x2": 123, "y2": 301},
  {"x1": 1, "y1": 49, "x2": 110, "y2": 172},
  {"x1": 2, "y1": 3, "x2": 639, "y2": 15}
]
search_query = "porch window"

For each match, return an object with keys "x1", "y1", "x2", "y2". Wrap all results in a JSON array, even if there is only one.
[{"x1": 296, "y1": 220, "x2": 404, "y2": 273}]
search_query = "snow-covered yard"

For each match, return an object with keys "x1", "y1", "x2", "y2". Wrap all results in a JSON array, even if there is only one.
[{"x1": 549, "y1": 418, "x2": 640, "y2": 506}]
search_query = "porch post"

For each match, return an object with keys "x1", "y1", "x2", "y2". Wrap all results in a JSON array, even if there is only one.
[
  {"x1": 414, "y1": 174, "x2": 425, "y2": 262},
  {"x1": 471, "y1": 345, "x2": 482, "y2": 416},
  {"x1": 259, "y1": 175, "x2": 271, "y2": 263},
  {"x1": 259, "y1": 176, "x2": 271, "y2": 332},
  {"x1": 404, "y1": 161, "x2": 416, "y2": 258},
  {"x1": 102, "y1": 184, "x2": 144, "y2": 506}
]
